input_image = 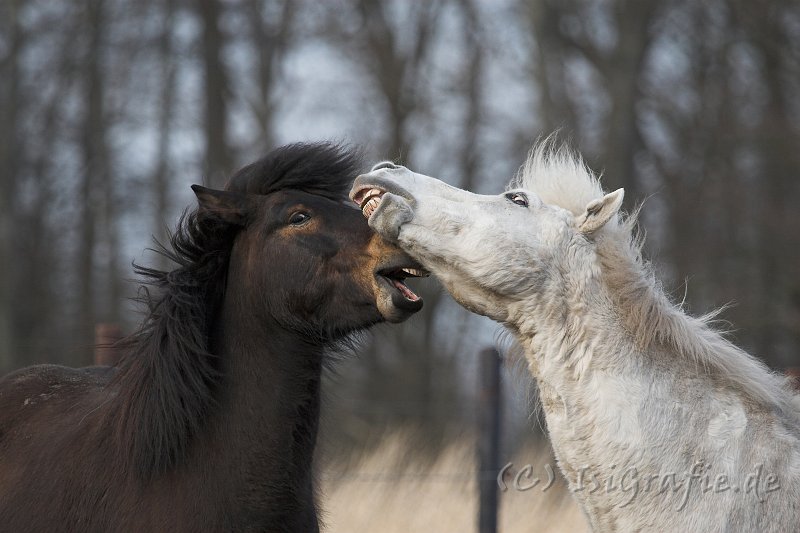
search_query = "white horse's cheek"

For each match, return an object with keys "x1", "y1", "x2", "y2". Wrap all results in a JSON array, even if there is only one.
[{"x1": 397, "y1": 224, "x2": 437, "y2": 261}]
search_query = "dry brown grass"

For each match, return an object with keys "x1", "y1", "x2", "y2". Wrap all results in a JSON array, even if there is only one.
[{"x1": 319, "y1": 432, "x2": 588, "y2": 533}]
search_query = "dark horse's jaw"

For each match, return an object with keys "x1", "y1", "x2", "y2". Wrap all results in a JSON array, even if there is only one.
[{"x1": 374, "y1": 256, "x2": 427, "y2": 322}]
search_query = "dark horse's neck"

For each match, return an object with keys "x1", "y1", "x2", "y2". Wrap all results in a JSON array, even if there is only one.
[
  {"x1": 209, "y1": 289, "x2": 324, "y2": 528},
  {"x1": 110, "y1": 267, "x2": 325, "y2": 531}
]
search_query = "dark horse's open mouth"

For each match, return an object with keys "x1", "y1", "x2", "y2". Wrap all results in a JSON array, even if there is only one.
[{"x1": 375, "y1": 260, "x2": 428, "y2": 312}]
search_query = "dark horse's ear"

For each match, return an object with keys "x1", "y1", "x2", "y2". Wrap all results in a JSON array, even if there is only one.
[{"x1": 191, "y1": 185, "x2": 249, "y2": 226}]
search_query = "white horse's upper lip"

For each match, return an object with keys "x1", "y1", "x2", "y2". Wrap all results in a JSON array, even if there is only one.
[
  {"x1": 350, "y1": 176, "x2": 413, "y2": 207},
  {"x1": 358, "y1": 188, "x2": 384, "y2": 207},
  {"x1": 355, "y1": 188, "x2": 385, "y2": 219},
  {"x1": 351, "y1": 185, "x2": 385, "y2": 208}
]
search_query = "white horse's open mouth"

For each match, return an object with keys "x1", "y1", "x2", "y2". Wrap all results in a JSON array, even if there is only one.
[
  {"x1": 351, "y1": 169, "x2": 421, "y2": 240},
  {"x1": 352, "y1": 186, "x2": 386, "y2": 219}
]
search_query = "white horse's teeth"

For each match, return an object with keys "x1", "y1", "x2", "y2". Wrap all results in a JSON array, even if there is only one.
[{"x1": 362, "y1": 197, "x2": 381, "y2": 218}]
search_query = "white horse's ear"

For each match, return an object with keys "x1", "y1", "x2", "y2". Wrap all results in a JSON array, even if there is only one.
[{"x1": 577, "y1": 188, "x2": 624, "y2": 235}]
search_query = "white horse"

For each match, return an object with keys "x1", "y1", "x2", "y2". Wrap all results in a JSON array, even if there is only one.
[{"x1": 350, "y1": 146, "x2": 800, "y2": 532}]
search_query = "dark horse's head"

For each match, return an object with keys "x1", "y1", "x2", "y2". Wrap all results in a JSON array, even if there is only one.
[
  {"x1": 197, "y1": 144, "x2": 425, "y2": 332},
  {"x1": 118, "y1": 142, "x2": 426, "y2": 480},
  {"x1": 141, "y1": 142, "x2": 424, "y2": 346},
  {"x1": 196, "y1": 143, "x2": 425, "y2": 332}
]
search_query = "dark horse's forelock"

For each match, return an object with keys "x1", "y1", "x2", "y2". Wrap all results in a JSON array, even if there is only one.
[
  {"x1": 113, "y1": 142, "x2": 363, "y2": 480},
  {"x1": 226, "y1": 141, "x2": 364, "y2": 200}
]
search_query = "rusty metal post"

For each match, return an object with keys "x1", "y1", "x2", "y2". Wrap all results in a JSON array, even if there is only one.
[{"x1": 94, "y1": 323, "x2": 123, "y2": 366}]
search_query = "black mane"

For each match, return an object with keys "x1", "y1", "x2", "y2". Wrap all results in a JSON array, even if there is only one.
[
  {"x1": 112, "y1": 142, "x2": 363, "y2": 479},
  {"x1": 226, "y1": 141, "x2": 363, "y2": 200}
]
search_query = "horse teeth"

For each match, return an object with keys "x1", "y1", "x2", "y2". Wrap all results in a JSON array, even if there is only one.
[{"x1": 362, "y1": 197, "x2": 381, "y2": 218}]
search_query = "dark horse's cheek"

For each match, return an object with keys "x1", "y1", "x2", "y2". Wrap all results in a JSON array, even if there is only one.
[
  {"x1": 290, "y1": 233, "x2": 341, "y2": 259},
  {"x1": 313, "y1": 270, "x2": 379, "y2": 330},
  {"x1": 275, "y1": 268, "x2": 376, "y2": 336}
]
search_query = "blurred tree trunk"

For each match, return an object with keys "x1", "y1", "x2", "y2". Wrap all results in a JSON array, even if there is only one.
[
  {"x1": 244, "y1": 0, "x2": 295, "y2": 152},
  {"x1": 101, "y1": 154, "x2": 122, "y2": 326},
  {"x1": 597, "y1": 0, "x2": 658, "y2": 199},
  {"x1": 736, "y1": 1, "x2": 800, "y2": 363},
  {"x1": 658, "y1": 2, "x2": 730, "y2": 308},
  {"x1": 0, "y1": 0, "x2": 22, "y2": 372},
  {"x1": 458, "y1": 0, "x2": 483, "y2": 195},
  {"x1": 526, "y1": 0, "x2": 577, "y2": 136},
  {"x1": 16, "y1": 99, "x2": 61, "y2": 366},
  {"x1": 196, "y1": 0, "x2": 232, "y2": 186},
  {"x1": 152, "y1": 0, "x2": 177, "y2": 263},
  {"x1": 528, "y1": 0, "x2": 658, "y2": 198},
  {"x1": 353, "y1": 0, "x2": 442, "y2": 162},
  {"x1": 77, "y1": 0, "x2": 109, "y2": 364}
]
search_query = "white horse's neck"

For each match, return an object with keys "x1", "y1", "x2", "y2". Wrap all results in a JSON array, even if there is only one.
[
  {"x1": 504, "y1": 231, "x2": 800, "y2": 532},
  {"x1": 508, "y1": 227, "x2": 797, "y2": 411},
  {"x1": 507, "y1": 233, "x2": 634, "y2": 384}
]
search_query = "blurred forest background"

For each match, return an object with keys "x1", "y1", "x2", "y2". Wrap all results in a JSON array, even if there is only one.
[{"x1": 0, "y1": 1, "x2": 799, "y2": 528}]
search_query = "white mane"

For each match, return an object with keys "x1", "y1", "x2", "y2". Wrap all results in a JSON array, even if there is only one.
[
  {"x1": 511, "y1": 141, "x2": 604, "y2": 215},
  {"x1": 512, "y1": 141, "x2": 799, "y2": 417}
]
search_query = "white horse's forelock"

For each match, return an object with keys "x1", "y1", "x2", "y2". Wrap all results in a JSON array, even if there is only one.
[
  {"x1": 509, "y1": 139, "x2": 799, "y2": 418},
  {"x1": 511, "y1": 138, "x2": 604, "y2": 215}
]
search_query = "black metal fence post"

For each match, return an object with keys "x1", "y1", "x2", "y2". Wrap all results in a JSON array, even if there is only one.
[{"x1": 477, "y1": 347, "x2": 502, "y2": 533}]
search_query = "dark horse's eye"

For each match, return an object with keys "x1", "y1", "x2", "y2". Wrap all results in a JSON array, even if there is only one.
[
  {"x1": 288, "y1": 212, "x2": 311, "y2": 226},
  {"x1": 505, "y1": 192, "x2": 529, "y2": 207}
]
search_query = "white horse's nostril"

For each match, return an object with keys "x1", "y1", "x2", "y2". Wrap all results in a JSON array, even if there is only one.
[{"x1": 371, "y1": 161, "x2": 401, "y2": 172}]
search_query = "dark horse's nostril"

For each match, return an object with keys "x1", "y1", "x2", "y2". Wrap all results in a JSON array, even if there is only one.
[{"x1": 371, "y1": 161, "x2": 401, "y2": 172}]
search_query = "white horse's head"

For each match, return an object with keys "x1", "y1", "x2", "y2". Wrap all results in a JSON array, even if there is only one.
[{"x1": 349, "y1": 152, "x2": 623, "y2": 323}]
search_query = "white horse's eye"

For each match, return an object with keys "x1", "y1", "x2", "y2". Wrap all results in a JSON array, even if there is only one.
[{"x1": 505, "y1": 192, "x2": 529, "y2": 207}]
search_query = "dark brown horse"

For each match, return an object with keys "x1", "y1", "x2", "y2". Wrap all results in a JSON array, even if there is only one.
[{"x1": 0, "y1": 143, "x2": 425, "y2": 532}]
